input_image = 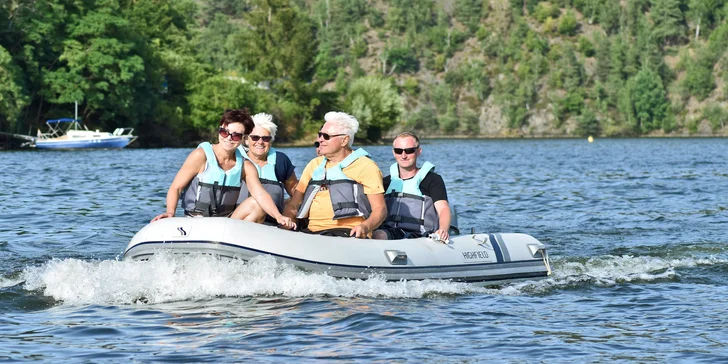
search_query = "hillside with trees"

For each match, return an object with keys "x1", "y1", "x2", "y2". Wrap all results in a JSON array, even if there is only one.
[{"x1": 1, "y1": 0, "x2": 727, "y2": 147}]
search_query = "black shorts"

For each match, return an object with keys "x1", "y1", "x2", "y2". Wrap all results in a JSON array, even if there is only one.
[
  {"x1": 301, "y1": 228, "x2": 353, "y2": 237},
  {"x1": 377, "y1": 228, "x2": 423, "y2": 240}
]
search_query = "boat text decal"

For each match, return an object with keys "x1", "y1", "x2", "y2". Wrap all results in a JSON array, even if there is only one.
[{"x1": 462, "y1": 250, "x2": 490, "y2": 260}]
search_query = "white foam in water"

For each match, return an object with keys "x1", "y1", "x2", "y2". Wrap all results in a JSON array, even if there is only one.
[
  {"x1": 20, "y1": 253, "x2": 501, "y2": 305},
  {"x1": 516, "y1": 254, "x2": 728, "y2": 292},
  {"x1": 0, "y1": 277, "x2": 24, "y2": 289},
  {"x1": 23, "y1": 252, "x2": 723, "y2": 304}
]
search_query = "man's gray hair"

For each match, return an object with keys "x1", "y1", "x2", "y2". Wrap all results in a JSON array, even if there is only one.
[
  {"x1": 324, "y1": 111, "x2": 358, "y2": 147},
  {"x1": 251, "y1": 113, "x2": 277, "y2": 141}
]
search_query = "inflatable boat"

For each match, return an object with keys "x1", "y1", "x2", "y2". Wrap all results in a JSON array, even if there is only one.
[{"x1": 123, "y1": 218, "x2": 551, "y2": 286}]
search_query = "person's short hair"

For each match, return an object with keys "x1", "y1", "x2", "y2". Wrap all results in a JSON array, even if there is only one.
[
  {"x1": 394, "y1": 132, "x2": 420, "y2": 148},
  {"x1": 324, "y1": 111, "x2": 358, "y2": 147},
  {"x1": 219, "y1": 108, "x2": 254, "y2": 135},
  {"x1": 252, "y1": 113, "x2": 277, "y2": 141}
]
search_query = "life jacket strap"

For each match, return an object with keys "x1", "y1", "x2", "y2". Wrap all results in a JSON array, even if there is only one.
[
  {"x1": 333, "y1": 202, "x2": 358, "y2": 210},
  {"x1": 385, "y1": 191, "x2": 426, "y2": 201},
  {"x1": 389, "y1": 215, "x2": 425, "y2": 225},
  {"x1": 209, "y1": 181, "x2": 219, "y2": 215}
]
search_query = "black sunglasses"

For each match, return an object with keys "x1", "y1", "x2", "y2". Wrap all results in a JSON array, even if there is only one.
[
  {"x1": 249, "y1": 135, "x2": 272, "y2": 142},
  {"x1": 393, "y1": 147, "x2": 418, "y2": 155},
  {"x1": 318, "y1": 131, "x2": 347, "y2": 140},
  {"x1": 219, "y1": 128, "x2": 244, "y2": 141}
]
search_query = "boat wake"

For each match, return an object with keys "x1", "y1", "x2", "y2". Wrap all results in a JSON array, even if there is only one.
[
  {"x1": 515, "y1": 254, "x2": 728, "y2": 293},
  {"x1": 14, "y1": 252, "x2": 727, "y2": 305}
]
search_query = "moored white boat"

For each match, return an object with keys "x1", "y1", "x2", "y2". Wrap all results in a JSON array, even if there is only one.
[
  {"x1": 32, "y1": 118, "x2": 137, "y2": 149},
  {"x1": 123, "y1": 218, "x2": 552, "y2": 286},
  {"x1": 2, "y1": 101, "x2": 138, "y2": 149}
]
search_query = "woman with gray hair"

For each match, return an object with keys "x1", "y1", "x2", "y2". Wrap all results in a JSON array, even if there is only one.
[
  {"x1": 231, "y1": 113, "x2": 299, "y2": 223},
  {"x1": 282, "y1": 111, "x2": 387, "y2": 238}
]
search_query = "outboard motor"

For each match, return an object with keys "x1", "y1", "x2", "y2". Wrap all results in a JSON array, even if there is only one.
[{"x1": 449, "y1": 205, "x2": 460, "y2": 235}]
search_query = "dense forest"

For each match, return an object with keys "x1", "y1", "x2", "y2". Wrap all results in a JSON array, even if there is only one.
[{"x1": 1, "y1": 0, "x2": 727, "y2": 147}]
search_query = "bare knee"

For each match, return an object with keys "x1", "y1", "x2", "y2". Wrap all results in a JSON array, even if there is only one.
[
  {"x1": 372, "y1": 229, "x2": 388, "y2": 240},
  {"x1": 231, "y1": 198, "x2": 265, "y2": 222}
]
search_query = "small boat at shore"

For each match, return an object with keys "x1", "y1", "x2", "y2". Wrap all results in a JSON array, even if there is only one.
[
  {"x1": 1, "y1": 102, "x2": 137, "y2": 149},
  {"x1": 29, "y1": 118, "x2": 137, "y2": 149},
  {"x1": 123, "y1": 218, "x2": 552, "y2": 286}
]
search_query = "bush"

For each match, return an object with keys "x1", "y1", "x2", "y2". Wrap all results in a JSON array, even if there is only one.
[
  {"x1": 406, "y1": 105, "x2": 439, "y2": 131},
  {"x1": 387, "y1": 46, "x2": 420, "y2": 73},
  {"x1": 575, "y1": 107, "x2": 600, "y2": 136},
  {"x1": 533, "y1": 2, "x2": 560, "y2": 23},
  {"x1": 558, "y1": 10, "x2": 579, "y2": 36},
  {"x1": 578, "y1": 37, "x2": 595, "y2": 57},
  {"x1": 703, "y1": 103, "x2": 728, "y2": 131}
]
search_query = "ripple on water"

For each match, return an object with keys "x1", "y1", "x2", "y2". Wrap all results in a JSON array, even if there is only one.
[{"x1": 2, "y1": 140, "x2": 728, "y2": 361}]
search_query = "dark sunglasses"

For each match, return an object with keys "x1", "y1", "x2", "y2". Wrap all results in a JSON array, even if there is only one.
[
  {"x1": 219, "y1": 128, "x2": 244, "y2": 141},
  {"x1": 318, "y1": 131, "x2": 347, "y2": 140},
  {"x1": 249, "y1": 135, "x2": 272, "y2": 142},
  {"x1": 393, "y1": 147, "x2": 418, "y2": 155}
]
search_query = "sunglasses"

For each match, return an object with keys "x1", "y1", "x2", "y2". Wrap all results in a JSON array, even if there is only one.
[
  {"x1": 393, "y1": 147, "x2": 418, "y2": 155},
  {"x1": 318, "y1": 131, "x2": 347, "y2": 140},
  {"x1": 219, "y1": 128, "x2": 244, "y2": 141},
  {"x1": 249, "y1": 135, "x2": 272, "y2": 142}
]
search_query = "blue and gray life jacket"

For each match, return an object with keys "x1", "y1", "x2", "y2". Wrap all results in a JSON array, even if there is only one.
[
  {"x1": 239, "y1": 147, "x2": 285, "y2": 211},
  {"x1": 296, "y1": 148, "x2": 373, "y2": 220},
  {"x1": 181, "y1": 142, "x2": 245, "y2": 217},
  {"x1": 383, "y1": 161, "x2": 439, "y2": 234}
]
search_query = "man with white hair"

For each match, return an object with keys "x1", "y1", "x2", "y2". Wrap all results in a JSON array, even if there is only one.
[
  {"x1": 231, "y1": 113, "x2": 299, "y2": 223},
  {"x1": 283, "y1": 112, "x2": 386, "y2": 238}
]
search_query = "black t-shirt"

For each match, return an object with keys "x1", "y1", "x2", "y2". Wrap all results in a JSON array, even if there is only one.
[
  {"x1": 273, "y1": 151, "x2": 295, "y2": 183},
  {"x1": 383, "y1": 171, "x2": 448, "y2": 202}
]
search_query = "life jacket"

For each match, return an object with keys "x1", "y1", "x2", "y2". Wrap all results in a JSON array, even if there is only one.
[
  {"x1": 239, "y1": 147, "x2": 285, "y2": 211},
  {"x1": 296, "y1": 148, "x2": 373, "y2": 220},
  {"x1": 383, "y1": 161, "x2": 440, "y2": 234},
  {"x1": 181, "y1": 142, "x2": 245, "y2": 217}
]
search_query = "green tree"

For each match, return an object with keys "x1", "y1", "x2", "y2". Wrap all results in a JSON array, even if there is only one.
[
  {"x1": 455, "y1": 0, "x2": 484, "y2": 32},
  {"x1": 687, "y1": 0, "x2": 724, "y2": 40},
  {"x1": 235, "y1": 0, "x2": 317, "y2": 85},
  {"x1": 575, "y1": 107, "x2": 601, "y2": 136},
  {"x1": 387, "y1": 0, "x2": 435, "y2": 34},
  {"x1": 0, "y1": 45, "x2": 28, "y2": 130},
  {"x1": 702, "y1": 102, "x2": 728, "y2": 131},
  {"x1": 681, "y1": 46, "x2": 716, "y2": 100},
  {"x1": 406, "y1": 105, "x2": 439, "y2": 131},
  {"x1": 558, "y1": 10, "x2": 579, "y2": 36},
  {"x1": 533, "y1": 2, "x2": 561, "y2": 22},
  {"x1": 345, "y1": 77, "x2": 403, "y2": 141},
  {"x1": 650, "y1": 0, "x2": 686, "y2": 46},
  {"x1": 595, "y1": 34, "x2": 612, "y2": 81},
  {"x1": 42, "y1": 1, "x2": 147, "y2": 126},
  {"x1": 630, "y1": 67, "x2": 668, "y2": 133},
  {"x1": 598, "y1": 0, "x2": 621, "y2": 34},
  {"x1": 196, "y1": 14, "x2": 241, "y2": 71},
  {"x1": 188, "y1": 75, "x2": 264, "y2": 131}
]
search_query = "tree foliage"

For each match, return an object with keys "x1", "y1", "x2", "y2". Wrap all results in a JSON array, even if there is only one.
[
  {"x1": 2, "y1": 0, "x2": 728, "y2": 146},
  {"x1": 0, "y1": 46, "x2": 28, "y2": 129},
  {"x1": 630, "y1": 67, "x2": 668, "y2": 133},
  {"x1": 346, "y1": 77, "x2": 403, "y2": 141}
]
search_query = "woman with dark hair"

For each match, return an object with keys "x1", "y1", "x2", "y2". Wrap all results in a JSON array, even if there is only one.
[{"x1": 151, "y1": 109, "x2": 294, "y2": 229}]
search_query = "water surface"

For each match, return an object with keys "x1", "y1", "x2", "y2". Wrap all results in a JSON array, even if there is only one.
[{"x1": 1, "y1": 138, "x2": 727, "y2": 361}]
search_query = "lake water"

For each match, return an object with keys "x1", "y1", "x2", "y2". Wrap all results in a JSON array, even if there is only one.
[{"x1": 1, "y1": 138, "x2": 727, "y2": 361}]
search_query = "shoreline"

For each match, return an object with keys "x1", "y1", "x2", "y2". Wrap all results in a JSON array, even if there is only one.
[{"x1": 2, "y1": 133, "x2": 726, "y2": 150}]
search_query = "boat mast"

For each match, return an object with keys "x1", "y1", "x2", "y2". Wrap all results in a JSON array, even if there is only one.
[{"x1": 74, "y1": 101, "x2": 78, "y2": 130}]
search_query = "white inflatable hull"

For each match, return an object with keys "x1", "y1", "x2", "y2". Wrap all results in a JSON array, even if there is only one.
[{"x1": 123, "y1": 218, "x2": 551, "y2": 286}]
